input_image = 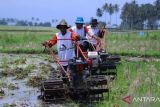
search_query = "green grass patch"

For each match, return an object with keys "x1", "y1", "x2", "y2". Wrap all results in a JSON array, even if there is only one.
[
  {"x1": 0, "y1": 30, "x2": 56, "y2": 53},
  {"x1": 96, "y1": 60, "x2": 160, "y2": 107},
  {"x1": 106, "y1": 30, "x2": 160, "y2": 57},
  {"x1": 0, "y1": 25, "x2": 56, "y2": 32},
  {"x1": 0, "y1": 26, "x2": 160, "y2": 57}
]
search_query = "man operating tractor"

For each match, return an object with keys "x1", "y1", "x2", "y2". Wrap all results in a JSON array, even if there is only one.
[
  {"x1": 43, "y1": 19, "x2": 78, "y2": 71},
  {"x1": 69, "y1": 17, "x2": 93, "y2": 52},
  {"x1": 87, "y1": 18, "x2": 106, "y2": 50}
]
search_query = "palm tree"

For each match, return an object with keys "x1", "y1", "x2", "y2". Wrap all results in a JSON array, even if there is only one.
[
  {"x1": 121, "y1": 3, "x2": 130, "y2": 29},
  {"x1": 107, "y1": 3, "x2": 114, "y2": 25},
  {"x1": 114, "y1": 4, "x2": 119, "y2": 26},
  {"x1": 31, "y1": 17, "x2": 34, "y2": 22},
  {"x1": 155, "y1": 0, "x2": 160, "y2": 19},
  {"x1": 36, "y1": 18, "x2": 39, "y2": 22},
  {"x1": 102, "y1": 3, "x2": 108, "y2": 24},
  {"x1": 96, "y1": 8, "x2": 103, "y2": 20}
]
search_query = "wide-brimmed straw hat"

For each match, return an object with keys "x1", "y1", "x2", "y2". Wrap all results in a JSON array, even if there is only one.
[{"x1": 56, "y1": 19, "x2": 70, "y2": 29}]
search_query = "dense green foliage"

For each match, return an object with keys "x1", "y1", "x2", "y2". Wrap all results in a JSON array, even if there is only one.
[{"x1": 96, "y1": 0, "x2": 160, "y2": 29}]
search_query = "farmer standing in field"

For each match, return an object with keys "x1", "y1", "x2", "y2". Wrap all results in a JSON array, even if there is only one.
[
  {"x1": 69, "y1": 17, "x2": 94, "y2": 52},
  {"x1": 43, "y1": 19, "x2": 78, "y2": 70}
]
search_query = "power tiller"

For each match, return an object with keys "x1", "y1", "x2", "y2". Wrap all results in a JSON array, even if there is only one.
[{"x1": 39, "y1": 39, "x2": 110, "y2": 103}]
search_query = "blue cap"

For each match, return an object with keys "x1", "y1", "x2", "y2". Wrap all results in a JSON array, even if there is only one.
[{"x1": 75, "y1": 17, "x2": 84, "y2": 24}]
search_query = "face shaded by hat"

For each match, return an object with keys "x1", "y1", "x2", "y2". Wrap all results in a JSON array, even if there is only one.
[
  {"x1": 91, "y1": 19, "x2": 98, "y2": 24},
  {"x1": 56, "y1": 19, "x2": 70, "y2": 29},
  {"x1": 91, "y1": 19, "x2": 98, "y2": 27},
  {"x1": 75, "y1": 17, "x2": 84, "y2": 29}
]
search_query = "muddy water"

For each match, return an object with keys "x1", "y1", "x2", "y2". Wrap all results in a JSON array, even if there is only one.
[
  {"x1": 0, "y1": 77, "x2": 40, "y2": 107},
  {"x1": 0, "y1": 53, "x2": 65, "y2": 107}
]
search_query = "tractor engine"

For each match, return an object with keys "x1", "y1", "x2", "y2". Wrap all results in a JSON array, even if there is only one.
[
  {"x1": 87, "y1": 51, "x2": 99, "y2": 72},
  {"x1": 99, "y1": 52, "x2": 116, "y2": 71},
  {"x1": 68, "y1": 58, "x2": 89, "y2": 88}
]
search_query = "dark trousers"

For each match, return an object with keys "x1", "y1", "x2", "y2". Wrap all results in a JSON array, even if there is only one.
[{"x1": 80, "y1": 41, "x2": 90, "y2": 52}]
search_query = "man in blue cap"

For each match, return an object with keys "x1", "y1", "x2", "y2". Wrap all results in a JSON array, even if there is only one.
[{"x1": 69, "y1": 17, "x2": 93, "y2": 52}]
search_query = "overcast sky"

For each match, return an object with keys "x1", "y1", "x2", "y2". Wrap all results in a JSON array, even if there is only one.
[{"x1": 0, "y1": 0, "x2": 155, "y2": 26}]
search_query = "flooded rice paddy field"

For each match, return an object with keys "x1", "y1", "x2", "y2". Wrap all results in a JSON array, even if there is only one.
[
  {"x1": 0, "y1": 53, "x2": 66, "y2": 107},
  {"x1": 0, "y1": 53, "x2": 160, "y2": 107}
]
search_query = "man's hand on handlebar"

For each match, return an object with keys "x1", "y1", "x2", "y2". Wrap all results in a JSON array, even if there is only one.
[
  {"x1": 76, "y1": 35, "x2": 81, "y2": 41},
  {"x1": 42, "y1": 41, "x2": 52, "y2": 47}
]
